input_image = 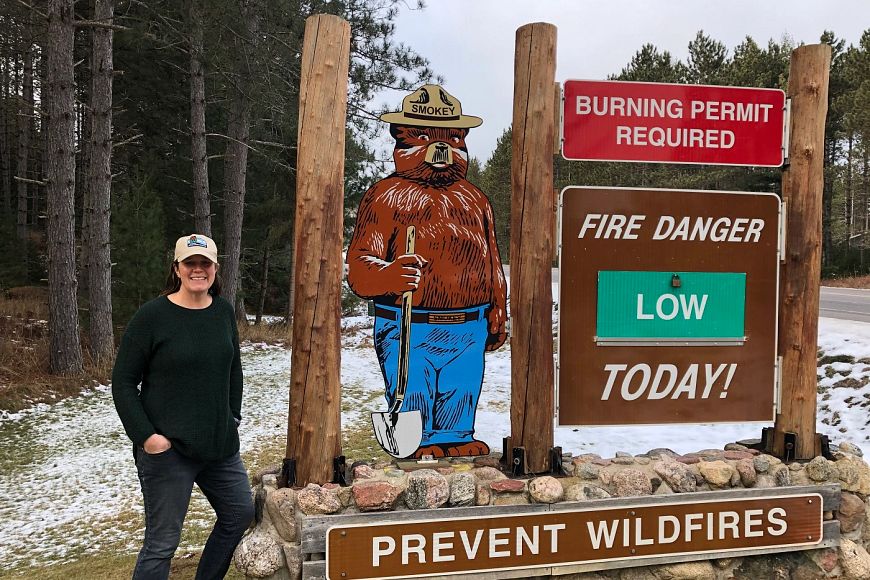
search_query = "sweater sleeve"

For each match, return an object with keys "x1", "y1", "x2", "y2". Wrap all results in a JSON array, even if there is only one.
[
  {"x1": 229, "y1": 307, "x2": 243, "y2": 424},
  {"x1": 111, "y1": 308, "x2": 156, "y2": 446}
]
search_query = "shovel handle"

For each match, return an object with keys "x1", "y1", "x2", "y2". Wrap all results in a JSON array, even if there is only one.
[{"x1": 394, "y1": 225, "x2": 416, "y2": 410}]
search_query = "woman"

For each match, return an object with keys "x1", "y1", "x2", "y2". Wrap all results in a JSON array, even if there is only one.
[{"x1": 112, "y1": 234, "x2": 254, "y2": 580}]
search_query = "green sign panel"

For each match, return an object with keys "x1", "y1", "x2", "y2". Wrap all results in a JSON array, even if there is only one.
[{"x1": 596, "y1": 271, "x2": 746, "y2": 340}]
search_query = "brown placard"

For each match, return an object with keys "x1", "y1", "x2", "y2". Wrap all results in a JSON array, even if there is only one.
[
  {"x1": 326, "y1": 493, "x2": 821, "y2": 579},
  {"x1": 557, "y1": 186, "x2": 780, "y2": 426}
]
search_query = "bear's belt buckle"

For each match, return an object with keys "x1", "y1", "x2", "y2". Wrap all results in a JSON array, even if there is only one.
[{"x1": 428, "y1": 312, "x2": 465, "y2": 324}]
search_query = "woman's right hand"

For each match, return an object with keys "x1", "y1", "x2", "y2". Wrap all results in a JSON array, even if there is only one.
[{"x1": 143, "y1": 433, "x2": 172, "y2": 454}]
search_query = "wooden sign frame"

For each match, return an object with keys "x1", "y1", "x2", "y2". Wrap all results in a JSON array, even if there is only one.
[{"x1": 306, "y1": 485, "x2": 837, "y2": 580}]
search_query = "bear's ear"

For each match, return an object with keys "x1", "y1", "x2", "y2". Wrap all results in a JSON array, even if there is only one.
[{"x1": 389, "y1": 124, "x2": 408, "y2": 140}]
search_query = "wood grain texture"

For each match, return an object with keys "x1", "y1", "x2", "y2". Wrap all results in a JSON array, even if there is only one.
[
  {"x1": 510, "y1": 22, "x2": 557, "y2": 474},
  {"x1": 301, "y1": 485, "x2": 839, "y2": 579},
  {"x1": 776, "y1": 44, "x2": 831, "y2": 459},
  {"x1": 285, "y1": 14, "x2": 351, "y2": 485}
]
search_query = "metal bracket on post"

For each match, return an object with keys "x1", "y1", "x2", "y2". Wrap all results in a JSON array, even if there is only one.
[
  {"x1": 278, "y1": 457, "x2": 297, "y2": 488},
  {"x1": 782, "y1": 97, "x2": 792, "y2": 167},
  {"x1": 253, "y1": 485, "x2": 266, "y2": 525},
  {"x1": 819, "y1": 434, "x2": 833, "y2": 460},
  {"x1": 779, "y1": 201, "x2": 787, "y2": 265},
  {"x1": 500, "y1": 436, "x2": 513, "y2": 471},
  {"x1": 549, "y1": 446, "x2": 565, "y2": 476},
  {"x1": 783, "y1": 431, "x2": 797, "y2": 463},
  {"x1": 511, "y1": 446, "x2": 527, "y2": 477},
  {"x1": 746, "y1": 427, "x2": 775, "y2": 454},
  {"x1": 333, "y1": 455, "x2": 347, "y2": 486}
]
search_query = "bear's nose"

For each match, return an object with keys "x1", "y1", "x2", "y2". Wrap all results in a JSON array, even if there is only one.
[{"x1": 424, "y1": 141, "x2": 453, "y2": 166}]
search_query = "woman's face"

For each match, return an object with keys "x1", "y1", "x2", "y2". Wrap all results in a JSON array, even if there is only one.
[{"x1": 176, "y1": 255, "x2": 216, "y2": 295}]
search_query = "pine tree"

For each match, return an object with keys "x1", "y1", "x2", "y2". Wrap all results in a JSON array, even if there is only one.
[
  {"x1": 112, "y1": 177, "x2": 167, "y2": 324},
  {"x1": 85, "y1": 0, "x2": 115, "y2": 361},
  {"x1": 481, "y1": 127, "x2": 512, "y2": 261},
  {"x1": 45, "y1": 0, "x2": 83, "y2": 374}
]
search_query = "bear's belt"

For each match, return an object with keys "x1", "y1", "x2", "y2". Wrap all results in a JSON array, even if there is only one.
[{"x1": 374, "y1": 306, "x2": 479, "y2": 325}]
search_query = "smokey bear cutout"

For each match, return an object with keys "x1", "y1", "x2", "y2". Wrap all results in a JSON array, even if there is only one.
[{"x1": 347, "y1": 84, "x2": 508, "y2": 460}]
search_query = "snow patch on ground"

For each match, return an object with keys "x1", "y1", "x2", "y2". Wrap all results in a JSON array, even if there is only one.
[{"x1": 1, "y1": 315, "x2": 869, "y2": 569}]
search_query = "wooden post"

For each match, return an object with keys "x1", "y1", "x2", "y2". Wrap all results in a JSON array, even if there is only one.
[
  {"x1": 284, "y1": 14, "x2": 350, "y2": 486},
  {"x1": 510, "y1": 22, "x2": 557, "y2": 473},
  {"x1": 774, "y1": 44, "x2": 831, "y2": 460}
]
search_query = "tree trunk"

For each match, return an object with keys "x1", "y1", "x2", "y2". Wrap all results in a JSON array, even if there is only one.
[
  {"x1": 78, "y1": 95, "x2": 91, "y2": 294},
  {"x1": 46, "y1": 0, "x2": 83, "y2": 374},
  {"x1": 256, "y1": 230, "x2": 270, "y2": 324},
  {"x1": 188, "y1": 0, "x2": 211, "y2": 235},
  {"x1": 1, "y1": 57, "x2": 10, "y2": 212},
  {"x1": 221, "y1": 0, "x2": 260, "y2": 316},
  {"x1": 864, "y1": 149, "x2": 869, "y2": 268},
  {"x1": 846, "y1": 133, "x2": 853, "y2": 249},
  {"x1": 17, "y1": 43, "x2": 34, "y2": 242},
  {"x1": 821, "y1": 138, "x2": 834, "y2": 266},
  {"x1": 86, "y1": 0, "x2": 115, "y2": 361}
]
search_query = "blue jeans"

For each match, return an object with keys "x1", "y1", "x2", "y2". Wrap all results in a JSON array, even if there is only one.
[
  {"x1": 374, "y1": 304, "x2": 488, "y2": 446},
  {"x1": 132, "y1": 447, "x2": 253, "y2": 580}
]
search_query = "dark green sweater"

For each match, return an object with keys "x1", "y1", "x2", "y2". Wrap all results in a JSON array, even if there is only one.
[{"x1": 112, "y1": 295, "x2": 243, "y2": 462}]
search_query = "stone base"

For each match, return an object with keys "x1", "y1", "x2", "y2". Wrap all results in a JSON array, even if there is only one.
[{"x1": 234, "y1": 440, "x2": 870, "y2": 579}]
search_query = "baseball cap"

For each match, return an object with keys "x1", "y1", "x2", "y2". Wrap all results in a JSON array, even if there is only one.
[{"x1": 174, "y1": 234, "x2": 219, "y2": 264}]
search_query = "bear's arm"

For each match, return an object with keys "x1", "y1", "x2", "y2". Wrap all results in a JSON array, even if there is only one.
[
  {"x1": 482, "y1": 191, "x2": 508, "y2": 350},
  {"x1": 483, "y1": 195, "x2": 507, "y2": 312},
  {"x1": 346, "y1": 184, "x2": 398, "y2": 299}
]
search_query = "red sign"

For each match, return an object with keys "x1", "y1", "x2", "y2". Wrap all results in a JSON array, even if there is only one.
[{"x1": 562, "y1": 80, "x2": 786, "y2": 166}]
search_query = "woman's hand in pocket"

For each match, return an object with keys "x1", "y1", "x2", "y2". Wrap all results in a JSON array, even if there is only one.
[{"x1": 143, "y1": 433, "x2": 172, "y2": 454}]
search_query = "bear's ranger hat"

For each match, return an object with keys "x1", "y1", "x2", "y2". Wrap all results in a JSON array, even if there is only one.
[
  {"x1": 174, "y1": 233, "x2": 219, "y2": 264},
  {"x1": 380, "y1": 84, "x2": 482, "y2": 129}
]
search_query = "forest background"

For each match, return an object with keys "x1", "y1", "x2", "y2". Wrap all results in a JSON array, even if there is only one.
[{"x1": 0, "y1": 0, "x2": 869, "y2": 390}]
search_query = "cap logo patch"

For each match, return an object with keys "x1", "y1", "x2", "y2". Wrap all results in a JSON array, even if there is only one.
[{"x1": 187, "y1": 235, "x2": 208, "y2": 249}]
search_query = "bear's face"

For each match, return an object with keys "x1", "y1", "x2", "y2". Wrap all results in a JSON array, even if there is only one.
[{"x1": 390, "y1": 125, "x2": 470, "y2": 187}]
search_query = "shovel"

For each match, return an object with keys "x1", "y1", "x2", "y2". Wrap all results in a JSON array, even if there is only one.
[{"x1": 371, "y1": 225, "x2": 423, "y2": 458}]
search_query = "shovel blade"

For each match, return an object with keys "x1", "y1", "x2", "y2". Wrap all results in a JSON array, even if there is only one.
[{"x1": 371, "y1": 410, "x2": 423, "y2": 458}]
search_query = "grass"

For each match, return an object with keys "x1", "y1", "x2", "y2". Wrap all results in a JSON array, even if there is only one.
[
  {"x1": 0, "y1": 287, "x2": 115, "y2": 413},
  {"x1": 0, "y1": 552, "x2": 247, "y2": 580},
  {"x1": 0, "y1": 500, "x2": 250, "y2": 579},
  {"x1": 238, "y1": 319, "x2": 291, "y2": 344}
]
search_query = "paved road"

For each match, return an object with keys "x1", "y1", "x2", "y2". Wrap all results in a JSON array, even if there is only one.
[
  {"x1": 820, "y1": 286, "x2": 870, "y2": 324},
  {"x1": 503, "y1": 266, "x2": 870, "y2": 323}
]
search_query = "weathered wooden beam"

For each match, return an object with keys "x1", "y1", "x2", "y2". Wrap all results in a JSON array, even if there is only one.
[
  {"x1": 775, "y1": 44, "x2": 831, "y2": 460},
  {"x1": 285, "y1": 13, "x2": 350, "y2": 486},
  {"x1": 510, "y1": 21, "x2": 557, "y2": 474}
]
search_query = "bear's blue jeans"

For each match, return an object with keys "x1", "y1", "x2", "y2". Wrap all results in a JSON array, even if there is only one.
[
  {"x1": 132, "y1": 446, "x2": 253, "y2": 580},
  {"x1": 374, "y1": 304, "x2": 488, "y2": 446}
]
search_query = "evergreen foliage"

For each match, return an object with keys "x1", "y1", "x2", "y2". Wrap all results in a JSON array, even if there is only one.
[
  {"x1": 481, "y1": 30, "x2": 870, "y2": 277},
  {"x1": 111, "y1": 176, "x2": 168, "y2": 324}
]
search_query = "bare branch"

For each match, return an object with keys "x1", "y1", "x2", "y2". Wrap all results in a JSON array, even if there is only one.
[
  {"x1": 206, "y1": 132, "x2": 258, "y2": 152},
  {"x1": 74, "y1": 20, "x2": 129, "y2": 32},
  {"x1": 251, "y1": 139, "x2": 294, "y2": 151},
  {"x1": 112, "y1": 133, "x2": 143, "y2": 149},
  {"x1": 14, "y1": 175, "x2": 47, "y2": 186},
  {"x1": 14, "y1": 0, "x2": 47, "y2": 19}
]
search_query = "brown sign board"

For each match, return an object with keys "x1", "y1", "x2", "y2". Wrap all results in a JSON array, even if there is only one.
[
  {"x1": 557, "y1": 187, "x2": 780, "y2": 426},
  {"x1": 325, "y1": 493, "x2": 821, "y2": 579}
]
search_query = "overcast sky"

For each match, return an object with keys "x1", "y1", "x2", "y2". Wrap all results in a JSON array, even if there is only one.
[{"x1": 377, "y1": 0, "x2": 869, "y2": 162}]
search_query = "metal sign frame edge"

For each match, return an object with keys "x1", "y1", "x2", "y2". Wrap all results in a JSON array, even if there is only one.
[{"x1": 554, "y1": 185, "x2": 782, "y2": 428}]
